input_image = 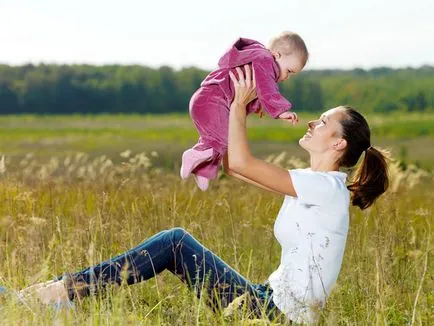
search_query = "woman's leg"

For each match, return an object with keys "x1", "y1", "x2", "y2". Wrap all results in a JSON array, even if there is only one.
[{"x1": 61, "y1": 227, "x2": 257, "y2": 311}]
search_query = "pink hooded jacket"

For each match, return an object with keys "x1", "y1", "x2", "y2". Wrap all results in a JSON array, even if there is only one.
[
  {"x1": 201, "y1": 37, "x2": 292, "y2": 117},
  {"x1": 180, "y1": 38, "x2": 293, "y2": 191}
]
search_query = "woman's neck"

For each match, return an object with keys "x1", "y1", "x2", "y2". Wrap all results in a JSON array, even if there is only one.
[{"x1": 309, "y1": 153, "x2": 340, "y2": 172}]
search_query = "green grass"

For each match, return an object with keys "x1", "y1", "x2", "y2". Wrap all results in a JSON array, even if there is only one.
[
  {"x1": 0, "y1": 114, "x2": 433, "y2": 325},
  {"x1": 1, "y1": 112, "x2": 434, "y2": 170}
]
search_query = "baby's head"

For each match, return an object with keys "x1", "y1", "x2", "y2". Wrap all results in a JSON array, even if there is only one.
[{"x1": 269, "y1": 31, "x2": 309, "y2": 82}]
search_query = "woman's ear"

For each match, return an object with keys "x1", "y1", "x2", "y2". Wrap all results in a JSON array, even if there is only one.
[{"x1": 333, "y1": 138, "x2": 347, "y2": 152}]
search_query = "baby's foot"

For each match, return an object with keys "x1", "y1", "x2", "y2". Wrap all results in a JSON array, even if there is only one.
[
  {"x1": 180, "y1": 148, "x2": 213, "y2": 179},
  {"x1": 194, "y1": 174, "x2": 210, "y2": 191}
]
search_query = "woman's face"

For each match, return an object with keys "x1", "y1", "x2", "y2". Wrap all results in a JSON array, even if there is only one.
[{"x1": 299, "y1": 107, "x2": 347, "y2": 154}]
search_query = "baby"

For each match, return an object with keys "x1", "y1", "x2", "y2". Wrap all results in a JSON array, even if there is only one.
[{"x1": 181, "y1": 31, "x2": 309, "y2": 190}]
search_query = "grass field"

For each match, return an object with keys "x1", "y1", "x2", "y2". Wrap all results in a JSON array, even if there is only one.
[{"x1": 0, "y1": 113, "x2": 432, "y2": 325}]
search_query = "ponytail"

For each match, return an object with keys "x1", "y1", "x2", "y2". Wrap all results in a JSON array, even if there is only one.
[
  {"x1": 338, "y1": 106, "x2": 390, "y2": 210},
  {"x1": 347, "y1": 146, "x2": 389, "y2": 210}
]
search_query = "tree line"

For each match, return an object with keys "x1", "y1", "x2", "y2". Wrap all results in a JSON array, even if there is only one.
[{"x1": 0, "y1": 64, "x2": 432, "y2": 114}]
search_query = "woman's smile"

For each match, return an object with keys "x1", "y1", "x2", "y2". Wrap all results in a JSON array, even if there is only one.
[{"x1": 303, "y1": 129, "x2": 313, "y2": 139}]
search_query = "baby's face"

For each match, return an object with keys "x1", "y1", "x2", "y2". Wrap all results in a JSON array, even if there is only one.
[{"x1": 275, "y1": 53, "x2": 304, "y2": 82}]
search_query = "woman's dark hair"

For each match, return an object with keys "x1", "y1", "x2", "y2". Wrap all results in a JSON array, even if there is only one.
[{"x1": 338, "y1": 106, "x2": 389, "y2": 210}]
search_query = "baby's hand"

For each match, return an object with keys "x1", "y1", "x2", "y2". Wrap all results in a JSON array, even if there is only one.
[{"x1": 278, "y1": 111, "x2": 299, "y2": 125}]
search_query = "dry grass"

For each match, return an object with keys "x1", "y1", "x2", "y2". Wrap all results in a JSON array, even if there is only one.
[{"x1": 0, "y1": 147, "x2": 432, "y2": 325}]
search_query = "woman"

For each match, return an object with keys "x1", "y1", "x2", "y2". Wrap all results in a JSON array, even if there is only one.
[{"x1": 17, "y1": 65, "x2": 389, "y2": 324}]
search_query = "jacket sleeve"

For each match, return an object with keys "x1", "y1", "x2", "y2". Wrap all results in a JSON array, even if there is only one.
[{"x1": 252, "y1": 60, "x2": 292, "y2": 118}]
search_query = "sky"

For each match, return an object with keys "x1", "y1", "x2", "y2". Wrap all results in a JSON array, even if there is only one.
[{"x1": 1, "y1": 0, "x2": 433, "y2": 70}]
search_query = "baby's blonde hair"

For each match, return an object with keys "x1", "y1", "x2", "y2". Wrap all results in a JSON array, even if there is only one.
[{"x1": 269, "y1": 31, "x2": 309, "y2": 67}]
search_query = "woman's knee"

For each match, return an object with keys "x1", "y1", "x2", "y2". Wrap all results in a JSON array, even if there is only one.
[{"x1": 168, "y1": 227, "x2": 190, "y2": 243}]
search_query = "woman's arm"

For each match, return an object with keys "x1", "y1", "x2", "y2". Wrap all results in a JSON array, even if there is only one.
[
  {"x1": 227, "y1": 65, "x2": 298, "y2": 197},
  {"x1": 222, "y1": 153, "x2": 284, "y2": 195}
]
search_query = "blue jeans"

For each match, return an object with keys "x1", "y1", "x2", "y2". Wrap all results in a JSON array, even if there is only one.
[{"x1": 59, "y1": 227, "x2": 281, "y2": 320}]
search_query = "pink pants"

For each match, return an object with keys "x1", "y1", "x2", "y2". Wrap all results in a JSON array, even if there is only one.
[
  {"x1": 181, "y1": 86, "x2": 229, "y2": 181},
  {"x1": 181, "y1": 86, "x2": 258, "y2": 190}
]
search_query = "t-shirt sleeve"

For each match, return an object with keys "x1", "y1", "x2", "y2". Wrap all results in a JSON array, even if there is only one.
[
  {"x1": 289, "y1": 169, "x2": 339, "y2": 206},
  {"x1": 252, "y1": 60, "x2": 292, "y2": 118}
]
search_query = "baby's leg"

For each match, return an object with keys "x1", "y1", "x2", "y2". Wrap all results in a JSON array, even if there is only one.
[
  {"x1": 189, "y1": 87, "x2": 230, "y2": 152},
  {"x1": 181, "y1": 87, "x2": 229, "y2": 188}
]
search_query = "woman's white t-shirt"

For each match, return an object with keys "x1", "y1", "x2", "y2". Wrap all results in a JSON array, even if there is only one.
[{"x1": 268, "y1": 168, "x2": 350, "y2": 324}]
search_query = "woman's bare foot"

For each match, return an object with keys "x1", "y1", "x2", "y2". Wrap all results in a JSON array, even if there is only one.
[{"x1": 20, "y1": 280, "x2": 70, "y2": 305}]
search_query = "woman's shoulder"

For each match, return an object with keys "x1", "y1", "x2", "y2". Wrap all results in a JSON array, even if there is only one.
[
  {"x1": 287, "y1": 168, "x2": 349, "y2": 206},
  {"x1": 289, "y1": 168, "x2": 347, "y2": 183}
]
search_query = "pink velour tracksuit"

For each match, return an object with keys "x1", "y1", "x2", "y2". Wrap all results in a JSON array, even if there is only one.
[{"x1": 181, "y1": 38, "x2": 292, "y2": 191}]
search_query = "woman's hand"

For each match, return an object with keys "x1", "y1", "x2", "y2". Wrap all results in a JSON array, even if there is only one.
[{"x1": 229, "y1": 65, "x2": 257, "y2": 112}]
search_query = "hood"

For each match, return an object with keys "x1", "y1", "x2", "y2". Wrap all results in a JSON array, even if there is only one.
[{"x1": 218, "y1": 38, "x2": 271, "y2": 68}]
